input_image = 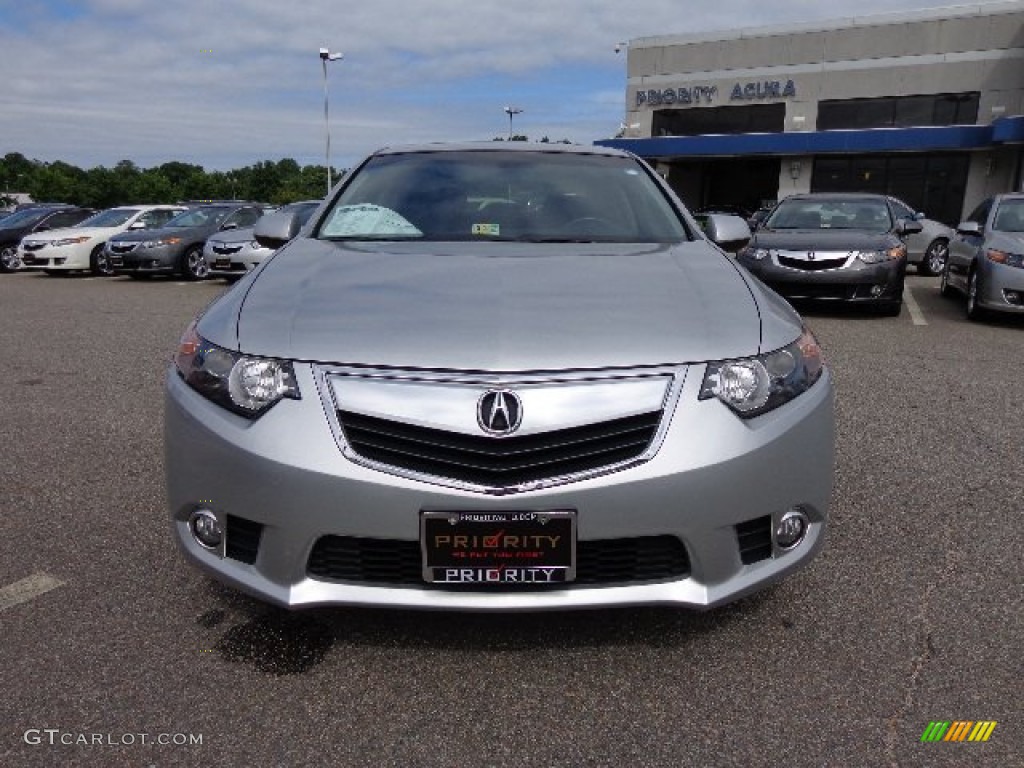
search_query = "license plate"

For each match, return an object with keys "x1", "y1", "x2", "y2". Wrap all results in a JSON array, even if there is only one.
[
  {"x1": 215, "y1": 259, "x2": 231, "y2": 268},
  {"x1": 421, "y1": 510, "x2": 576, "y2": 584}
]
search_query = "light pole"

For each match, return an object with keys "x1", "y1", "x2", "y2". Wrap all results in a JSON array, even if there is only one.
[
  {"x1": 503, "y1": 106, "x2": 523, "y2": 141},
  {"x1": 320, "y1": 47, "x2": 344, "y2": 196}
]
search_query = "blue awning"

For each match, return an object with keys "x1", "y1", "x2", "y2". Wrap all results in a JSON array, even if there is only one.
[{"x1": 596, "y1": 117, "x2": 1024, "y2": 158}]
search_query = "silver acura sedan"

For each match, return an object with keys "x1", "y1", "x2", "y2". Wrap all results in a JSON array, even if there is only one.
[
  {"x1": 165, "y1": 143, "x2": 834, "y2": 611},
  {"x1": 942, "y1": 193, "x2": 1024, "y2": 319}
]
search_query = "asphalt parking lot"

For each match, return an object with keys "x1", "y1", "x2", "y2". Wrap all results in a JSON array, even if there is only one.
[{"x1": 1, "y1": 271, "x2": 1020, "y2": 768}]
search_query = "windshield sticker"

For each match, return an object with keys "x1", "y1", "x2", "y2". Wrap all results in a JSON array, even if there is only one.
[{"x1": 472, "y1": 223, "x2": 500, "y2": 236}]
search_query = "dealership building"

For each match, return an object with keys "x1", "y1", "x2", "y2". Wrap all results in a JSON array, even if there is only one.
[{"x1": 598, "y1": 1, "x2": 1024, "y2": 225}]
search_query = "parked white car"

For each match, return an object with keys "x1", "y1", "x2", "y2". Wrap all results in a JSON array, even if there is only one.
[{"x1": 19, "y1": 205, "x2": 187, "y2": 276}]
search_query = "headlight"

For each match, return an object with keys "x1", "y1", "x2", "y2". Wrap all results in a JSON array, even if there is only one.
[
  {"x1": 738, "y1": 246, "x2": 770, "y2": 261},
  {"x1": 143, "y1": 237, "x2": 182, "y2": 248},
  {"x1": 699, "y1": 327, "x2": 824, "y2": 418},
  {"x1": 856, "y1": 246, "x2": 904, "y2": 264},
  {"x1": 173, "y1": 322, "x2": 300, "y2": 417},
  {"x1": 53, "y1": 236, "x2": 91, "y2": 246},
  {"x1": 986, "y1": 249, "x2": 1024, "y2": 268}
]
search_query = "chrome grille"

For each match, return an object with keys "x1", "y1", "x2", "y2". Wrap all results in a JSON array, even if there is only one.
[{"x1": 337, "y1": 409, "x2": 662, "y2": 489}]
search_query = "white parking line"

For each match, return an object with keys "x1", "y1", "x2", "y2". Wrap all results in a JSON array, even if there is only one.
[
  {"x1": 0, "y1": 572, "x2": 65, "y2": 611},
  {"x1": 903, "y1": 284, "x2": 927, "y2": 326}
]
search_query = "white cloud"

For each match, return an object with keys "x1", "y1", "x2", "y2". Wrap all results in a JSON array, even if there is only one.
[{"x1": 0, "y1": 0, "x2": 1013, "y2": 170}]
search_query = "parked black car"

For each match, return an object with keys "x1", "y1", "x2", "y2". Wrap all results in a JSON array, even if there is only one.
[
  {"x1": 736, "y1": 193, "x2": 922, "y2": 316},
  {"x1": 105, "y1": 203, "x2": 264, "y2": 280},
  {"x1": 0, "y1": 205, "x2": 96, "y2": 272}
]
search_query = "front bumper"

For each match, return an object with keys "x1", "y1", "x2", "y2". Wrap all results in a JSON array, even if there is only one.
[
  {"x1": 165, "y1": 362, "x2": 835, "y2": 611},
  {"x1": 739, "y1": 254, "x2": 906, "y2": 304},
  {"x1": 109, "y1": 245, "x2": 182, "y2": 275},
  {"x1": 978, "y1": 260, "x2": 1024, "y2": 314},
  {"x1": 19, "y1": 243, "x2": 91, "y2": 270}
]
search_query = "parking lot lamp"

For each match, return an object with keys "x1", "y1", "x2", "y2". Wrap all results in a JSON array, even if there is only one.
[
  {"x1": 504, "y1": 106, "x2": 523, "y2": 141},
  {"x1": 320, "y1": 47, "x2": 344, "y2": 195}
]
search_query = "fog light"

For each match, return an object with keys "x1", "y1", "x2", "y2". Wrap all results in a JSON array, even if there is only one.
[
  {"x1": 189, "y1": 508, "x2": 223, "y2": 550},
  {"x1": 774, "y1": 509, "x2": 809, "y2": 550},
  {"x1": 1003, "y1": 290, "x2": 1022, "y2": 305},
  {"x1": 870, "y1": 284, "x2": 885, "y2": 297}
]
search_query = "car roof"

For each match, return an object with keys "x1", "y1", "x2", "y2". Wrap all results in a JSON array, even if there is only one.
[
  {"x1": 368, "y1": 142, "x2": 632, "y2": 159},
  {"x1": 782, "y1": 193, "x2": 889, "y2": 202}
]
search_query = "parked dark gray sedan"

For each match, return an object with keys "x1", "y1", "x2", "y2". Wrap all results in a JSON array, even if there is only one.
[
  {"x1": 737, "y1": 193, "x2": 922, "y2": 316},
  {"x1": 165, "y1": 143, "x2": 834, "y2": 611},
  {"x1": 106, "y1": 203, "x2": 264, "y2": 280},
  {"x1": 942, "y1": 193, "x2": 1024, "y2": 320}
]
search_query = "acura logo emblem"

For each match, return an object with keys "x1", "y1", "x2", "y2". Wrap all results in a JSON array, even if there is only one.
[
  {"x1": 477, "y1": 390, "x2": 522, "y2": 435},
  {"x1": 807, "y1": 251, "x2": 816, "y2": 261}
]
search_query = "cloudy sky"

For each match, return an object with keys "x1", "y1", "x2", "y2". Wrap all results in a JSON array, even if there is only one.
[{"x1": 0, "y1": 0, "x2": 1012, "y2": 172}]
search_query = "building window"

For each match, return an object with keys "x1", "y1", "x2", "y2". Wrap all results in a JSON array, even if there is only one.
[
  {"x1": 652, "y1": 104, "x2": 786, "y2": 136},
  {"x1": 811, "y1": 153, "x2": 969, "y2": 226},
  {"x1": 816, "y1": 93, "x2": 979, "y2": 130}
]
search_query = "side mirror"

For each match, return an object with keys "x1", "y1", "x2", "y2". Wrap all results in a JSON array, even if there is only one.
[
  {"x1": 254, "y1": 210, "x2": 301, "y2": 249},
  {"x1": 703, "y1": 214, "x2": 751, "y2": 252},
  {"x1": 956, "y1": 221, "x2": 982, "y2": 236},
  {"x1": 896, "y1": 218, "x2": 923, "y2": 236}
]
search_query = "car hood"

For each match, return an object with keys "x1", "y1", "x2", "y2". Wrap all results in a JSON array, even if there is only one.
[
  {"x1": 111, "y1": 224, "x2": 214, "y2": 242},
  {"x1": 206, "y1": 227, "x2": 255, "y2": 244},
  {"x1": 986, "y1": 230, "x2": 1024, "y2": 252},
  {"x1": 752, "y1": 228, "x2": 900, "y2": 251},
  {"x1": 197, "y1": 239, "x2": 804, "y2": 370},
  {"x1": 22, "y1": 225, "x2": 113, "y2": 242}
]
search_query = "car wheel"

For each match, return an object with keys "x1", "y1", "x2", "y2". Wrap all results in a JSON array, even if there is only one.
[
  {"x1": 965, "y1": 269, "x2": 988, "y2": 321},
  {"x1": 0, "y1": 245, "x2": 21, "y2": 273},
  {"x1": 919, "y1": 238, "x2": 948, "y2": 276},
  {"x1": 179, "y1": 246, "x2": 209, "y2": 281},
  {"x1": 939, "y1": 261, "x2": 957, "y2": 297},
  {"x1": 90, "y1": 245, "x2": 114, "y2": 276}
]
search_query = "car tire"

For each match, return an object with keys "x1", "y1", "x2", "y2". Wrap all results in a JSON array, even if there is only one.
[
  {"x1": 965, "y1": 268, "x2": 988, "y2": 321},
  {"x1": 918, "y1": 238, "x2": 948, "y2": 276},
  {"x1": 90, "y1": 245, "x2": 114, "y2": 276},
  {"x1": 179, "y1": 246, "x2": 209, "y2": 281},
  {"x1": 0, "y1": 245, "x2": 21, "y2": 273},
  {"x1": 939, "y1": 262, "x2": 957, "y2": 298}
]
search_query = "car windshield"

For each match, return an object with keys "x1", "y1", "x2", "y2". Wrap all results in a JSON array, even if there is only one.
[
  {"x1": 992, "y1": 199, "x2": 1024, "y2": 232},
  {"x1": 317, "y1": 150, "x2": 688, "y2": 243},
  {"x1": 80, "y1": 208, "x2": 140, "y2": 228},
  {"x1": 0, "y1": 208, "x2": 51, "y2": 229},
  {"x1": 766, "y1": 198, "x2": 893, "y2": 232},
  {"x1": 165, "y1": 207, "x2": 230, "y2": 228}
]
